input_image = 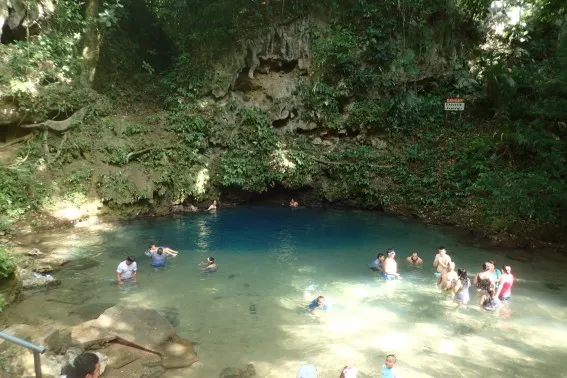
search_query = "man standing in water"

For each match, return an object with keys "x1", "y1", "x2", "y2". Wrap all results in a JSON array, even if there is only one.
[
  {"x1": 406, "y1": 251, "x2": 423, "y2": 265},
  {"x1": 433, "y1": 246, "x2": 451, "y2": 276},
  {"x1": 116, "y1": 256, "x2": 137, "y2": 284},
  {"x1": 438, "y1": 261, "x2": 458, "y2": 292},
  {"x1": 382, "y1": 249, "x2": 400, "y2": 280}
]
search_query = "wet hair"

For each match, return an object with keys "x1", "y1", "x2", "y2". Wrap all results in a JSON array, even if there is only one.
[
  {"x1": 482, "y1": 262, "x2": 489, "y2": 271},
  {"x1": 412, "y1": 251, "x2": 418, "y2": 255},
  {"x1": 489, "y1": 260, "x2": 496, "y2": 268},
  {"x1": 385, "y1": 354, "x2": 396, "y2": 361},
  {"x1": 377, "y1": 253, "x2": 385, "y2": 259},
  {"x1": 157, "y1": 248, "x2": 163, "y2": 255},
  {"x1": 386, "y1": 248, "x2": 394, "y2": 254},
  {"x1": 438, "y1": 246, "x2": 446, "y2": 250},
  {"x1": 61, "y1": 352, "x2": 99, "y2": 378},
  {"x1": 457, "y1": 268, "x2": 469, "y2": 286},
  {"x1": 208, "y1": 257, "x2": 215, "y2": 264},
  {"x1": 126, "y1": 256, "x2": 135, "y2": 263}
]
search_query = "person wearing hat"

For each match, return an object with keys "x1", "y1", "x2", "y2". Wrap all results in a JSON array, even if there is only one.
[
  {"x1": 382, "y1": 249, "x2": 400, "y2": 280},
  {"x1": 116, "y1": 256, "x2": 137, "y2": 284}
]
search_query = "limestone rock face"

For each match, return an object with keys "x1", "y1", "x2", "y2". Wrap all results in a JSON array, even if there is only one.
[{"x1": 209, "y1": 19, "x2": 311, "y2": 99}]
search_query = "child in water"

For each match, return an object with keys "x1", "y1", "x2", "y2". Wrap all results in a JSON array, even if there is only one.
[
  {"x1": 382, "y1": 354, "x2": 399, "y2": 378},
  {"x1": 200, "y1": 257, "x2": 217, "y2": 272}
]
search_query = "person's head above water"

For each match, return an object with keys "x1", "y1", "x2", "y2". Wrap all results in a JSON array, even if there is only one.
[
  {"x1": 207, "y1": 257, "x2": 215, "y2": 265},
  {"x1": 412, "y1": 251, "x2": 419, "y2": 257},
  {"x1": 126, "y1": 256, "x2": 135, "y2": 265},
  {"x1": 316, "y1": 296, "x2": 325, "y2": 306},
  {"x1": 384, "y1": 354, "x2": 396, "y2": 369},
  {"x1": 149, "y1": 242, "x2": 156, "y2": 249},
  {"x1": 438, "y1": 246, "x2": 446, "y2": 255},
  {"x1": 482, "y1": 262, "x2": 490, "y2": 271},
  {"x1": 502, "y1": 265, "x2": 511, "y2": 274},
  {"x1": 386, "y1": 249, "x2": 396, "y2": 257},
  {"x1": 457, "y1": 268, "x2": 467, "y2": 279},
  {"x1": 376, "y1": 253, "x2": 385, "y2": 261},
  {"x1": 157, "y1": 248, "x2": 163, "y2": 255}
]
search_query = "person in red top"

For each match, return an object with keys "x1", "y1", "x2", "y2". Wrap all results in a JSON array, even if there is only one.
[{"x1": 496, "y1": 265, "x2": 514, "y2": 300}]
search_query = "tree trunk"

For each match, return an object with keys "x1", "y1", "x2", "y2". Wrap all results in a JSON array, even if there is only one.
[{"x1": 82, "y1": 0, "x2": 100, "y2": 86}]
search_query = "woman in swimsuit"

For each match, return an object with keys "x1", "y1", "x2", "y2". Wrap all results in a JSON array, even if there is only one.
[
  {"x1": 480, "y1": 288, "x2": 500, "y2": 311},
  {"x1": 496, "y1": 265, "x2": 514, "y2": 300},
  {"x1": 452, "y1": 268, "x2": 471, "y2": 305},
  {"x1": 474, "y1": 262, "x2": 495, "y2": 292}
]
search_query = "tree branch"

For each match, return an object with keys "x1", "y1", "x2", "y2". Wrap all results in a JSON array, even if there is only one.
[
  {"x1": 0, "y1": 133, "x2": 34, "y2": 150},
  {"x1": 21, "y1": 107, "x2": 88, "y2": 132},
  {"x1": 126, "y1": 146, "x2": 176, "y2": 163}
]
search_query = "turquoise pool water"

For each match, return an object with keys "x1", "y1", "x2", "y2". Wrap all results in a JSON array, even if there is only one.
[{"x1": 11, "y1": 207, "x2": 567, "y2": 377}]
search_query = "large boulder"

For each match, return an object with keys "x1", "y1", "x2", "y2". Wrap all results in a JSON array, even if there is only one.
[{"x1": 71, "y1": 305, "x2": 198, "y2": 369}]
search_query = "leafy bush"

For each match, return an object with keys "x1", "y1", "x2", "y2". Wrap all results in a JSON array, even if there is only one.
[
  {"x1": 0, "y1": 247, "x2": 16, "y2": 279},
  {"x1": 0, "y1": 167, "x2": 48, "y2": 220}
]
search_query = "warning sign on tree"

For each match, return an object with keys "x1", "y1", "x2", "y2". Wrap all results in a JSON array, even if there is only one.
[{"x1": 445, "y1": 98, "x2": 465, "y2": 111}]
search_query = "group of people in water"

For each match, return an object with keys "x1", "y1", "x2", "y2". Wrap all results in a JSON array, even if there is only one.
[{"x1": 369, "y1": 246, "x2": 514, "y2": 309}]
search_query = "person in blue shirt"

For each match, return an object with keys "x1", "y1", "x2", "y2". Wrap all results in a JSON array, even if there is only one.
[
  {"x1": 382, "y1": 354, "x2": 400, "y2": 378},
  {"x1": 308, "y1": 296, "x2": 328, "y2": 314},
  {"x1": 151, "y1": 248, "x2": 170, "y2": 267},
  {"x1": 370, "y1": 253, "x2": 385, "y2": 271}
]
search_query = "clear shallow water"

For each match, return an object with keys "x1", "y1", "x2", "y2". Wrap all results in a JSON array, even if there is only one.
[{"x1": 10, "y1": 207, "x2": 567, "y2": 377}]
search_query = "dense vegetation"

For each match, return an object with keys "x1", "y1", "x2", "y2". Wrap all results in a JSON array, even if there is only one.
[{"x1": 0, "y1": 0, "x2": 565, "y2": 242}]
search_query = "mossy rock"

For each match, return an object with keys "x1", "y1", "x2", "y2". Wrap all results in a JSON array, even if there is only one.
[{"x1": 0, "y1": 270, "x2": 23, "y2": 307}]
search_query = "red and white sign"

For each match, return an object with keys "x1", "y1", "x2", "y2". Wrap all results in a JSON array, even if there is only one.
[{"x1": 445, "y1": 98, "x2": 465, "y2": 111}]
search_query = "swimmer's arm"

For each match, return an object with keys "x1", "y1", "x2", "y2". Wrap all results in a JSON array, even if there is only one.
[
  {"x1": 433, "y1": 255, "x2": 439, "y2": 268},
  {"x1": 131, "y1": 270, "x2": 137, "y2": 282},
  {"x1": 452, "y1": 280, "x2": 461, "y2": 293},
  {"x1": 116, "y1": 271, "x2": 122, "y2": 284},
  {"x1": 417, "y1": 257, "x2": 423, "y2": 264},
  {"x1": 495, "y1": 283, "x2": 502, "y2": 298}
]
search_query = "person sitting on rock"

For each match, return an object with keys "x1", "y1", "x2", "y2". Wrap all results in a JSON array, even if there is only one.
[
  {"x1": 147, "y1": 242, "x2": 178, "y2": 257},
  {"x1": 60, "y1": 352, "x2": 101, "y2": 378},
  {"x1": 116, "y1": 256, "x2": 137, "y2": 285},
  {"x1": 290, "y1": 198, "x2": 299, "y2": 208}
]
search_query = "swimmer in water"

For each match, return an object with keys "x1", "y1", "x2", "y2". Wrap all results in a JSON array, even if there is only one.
[
  {"x1": 382, "y1": 354, "x2": 399, "y2": 378},
  {"x1": 480, "y1": 288, "x2": 500, "y2": 311},
  {"x1": 200, "y1": 257, "x2": 217, "y2": 272},
  {"x1": 370, "y1": 253, "x2": 386, "y2": 271},
  {"x1": 151, "y1": 247, "x2": 171, "y2": 267},
  {"x1": 406, "y1": 251, "x2": 423, "y2": 265},
  {"x1": 438, "y1": 261, "x2": 458, "y2": 292},
  {"x1": 382, "y1": 249, "x2": 400, "y2": 280},
  {"x1": 207, "y1": 200, "x2": 217, "y2": 211},
  {"x1": 433, "y1": 246, "x2": 451, "y2": 276},
  {"x1": 489, "y1": 260, "x2": 502, "y2": 288},
  {"x1": 309, "y1": 295, "x2": 328, "y2": 315},
  {"x1": 290, "y1": 198, "x2": 299, "y2": 208},
  {"x1": 474, "y1": 262, "x2": 495, "y2": 292},
  {"x1": 452, "y1": 268, "x2": 471, "y2": 306},
  {"x1": 340, "y1": 366, "x2": 358, "y2": 378},
  {"x1": 116, "y1": 256, "x2": 137, "y2": 285},
  {"x1": 496, "y1": 265, "x2": 514, "y2": 300},
  {"x1": 148, "y1": 243, "x2": 178, "y2": 256}
]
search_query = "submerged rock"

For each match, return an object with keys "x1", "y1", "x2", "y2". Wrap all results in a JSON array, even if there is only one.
[
  {"x1": 219, "y1": 363, "x2": 257, "y2": 378},
  {"x1": 20, "y1": 269, "x2": 61, "y2": 290}
]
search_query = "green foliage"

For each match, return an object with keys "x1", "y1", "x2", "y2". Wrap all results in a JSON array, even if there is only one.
[
  {"x1": 344, "y1": 101, "x2": 387, "y2": 132},
  {"x1": 0, "y1": 167, "x2": 49, "y2": 229},
  {"x1": 0, "y1": 247, "x2": 16, "y2": 279}
]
